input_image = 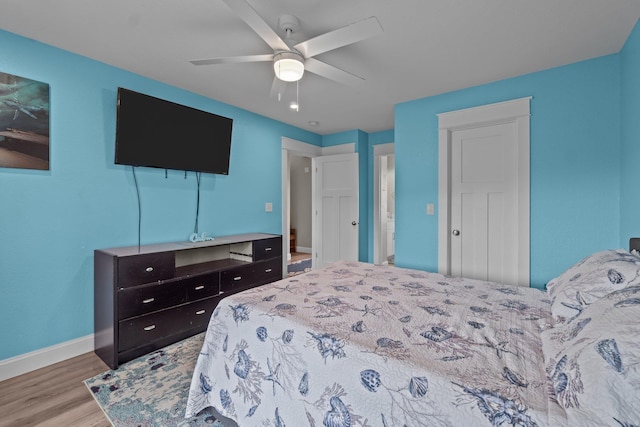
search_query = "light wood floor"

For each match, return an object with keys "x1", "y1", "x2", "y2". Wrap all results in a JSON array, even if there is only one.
[{"x1": 0, "y1": 352, "x2": 110, "y2": 427}]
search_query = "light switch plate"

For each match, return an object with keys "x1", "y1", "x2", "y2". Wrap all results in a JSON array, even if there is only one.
[{"x1": 427, "y1": 203, "x2": 435, "y2": 215}]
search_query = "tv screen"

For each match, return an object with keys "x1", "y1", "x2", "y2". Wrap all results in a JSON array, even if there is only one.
[{"x1": 115, "y1": 88, "x2": 233, "y2": 174}]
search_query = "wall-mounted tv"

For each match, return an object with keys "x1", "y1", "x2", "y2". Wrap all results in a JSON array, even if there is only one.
[{"x1": 115, "y1": 87, "x2": 233, "y2": 175}]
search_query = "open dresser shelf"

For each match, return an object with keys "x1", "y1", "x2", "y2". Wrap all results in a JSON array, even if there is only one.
[{"x1": 94, "y1": 233, "x2": 282, "y2": 369}]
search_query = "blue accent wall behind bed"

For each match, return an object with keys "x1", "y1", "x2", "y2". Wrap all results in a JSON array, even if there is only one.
[
  {"x1": 394, "y1": 53, "x2": 622, "y2": 289},
  {"x1": 391, "y1": 18, "x2": 639, "y2": 288},
  {"x1": 620, "y1": 20, "x2": 640, "y2": 247}
]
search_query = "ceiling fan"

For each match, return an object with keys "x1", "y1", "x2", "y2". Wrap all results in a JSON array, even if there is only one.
[{"x1": 190, "y1": 0, "x2": 383, "y2": 98}]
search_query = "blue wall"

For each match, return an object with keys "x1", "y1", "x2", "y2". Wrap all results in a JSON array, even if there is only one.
[
  {"x1": 2, "y1": 17, "x2": 639, "y2": 361},
  {"x1": 0, "y1": 29, "x2": 321, "y2": 360},
  {"x1": 620, "y1": 21, "x2": 640, "y2": 241},
  {"x1": 395, "y1": 54, "x2": 623, "y2": 289}
]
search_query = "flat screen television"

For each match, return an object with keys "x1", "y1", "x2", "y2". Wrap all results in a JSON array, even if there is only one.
[{"x1": 115, "y1": 87, "x2": 233, "y2": 175}]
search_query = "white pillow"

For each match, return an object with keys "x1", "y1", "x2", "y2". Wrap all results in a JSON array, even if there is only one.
[
  {"x1": 546, "y1": 249, "x2": 640, "y2": 325},
  {"x1": 543, "y1": 285, "x2": 640, "y2": 426}
]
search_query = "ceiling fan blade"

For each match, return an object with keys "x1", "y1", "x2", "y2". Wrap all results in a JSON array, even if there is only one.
[
  {"x1": 221, "y1": 0, "x2": 289, "y2": 52},
  {"x1": 190, "y1": 54, "x2": 273, "y2": 66},
  {"x1": 294, "y1": 16, "x2": 383, "y2": 58},
  {"x1": 304, "y1": 58, "x2": 365, "y2": 86},
  {"x1": 270, "y1": 77, "x2": 287, "y2": 98}
]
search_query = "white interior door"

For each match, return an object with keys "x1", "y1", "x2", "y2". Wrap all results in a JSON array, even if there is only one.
[
  {"x1": 313, "y1": 153, "x2": 359, "y2": 268},
  {"x1": 438, "y1": 97, "x2": 530, "y2": 286},
  {"x1": 450, "y1": 123, "x2": 518, "y2": 284}
]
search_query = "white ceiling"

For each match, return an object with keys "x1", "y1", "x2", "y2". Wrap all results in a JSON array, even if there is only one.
[{"x1": 1, "y1": 1, "x2": 639, "y2": 135}]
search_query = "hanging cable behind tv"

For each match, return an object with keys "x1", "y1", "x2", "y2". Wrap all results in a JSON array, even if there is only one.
[
  {"x1": 131, "y1": 166, "x2": 213, "y2": 246},
  {"x1": 190, "y1": 171, "x2": 214, "y2": 242},
  {"x1": 132, "y1": 166, "x2": 142, "y2": 252}
]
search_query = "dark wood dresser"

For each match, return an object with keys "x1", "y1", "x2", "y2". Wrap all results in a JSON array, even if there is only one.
[{"x1": 94, "y1": 233, "x2": 282, "y2": 369}]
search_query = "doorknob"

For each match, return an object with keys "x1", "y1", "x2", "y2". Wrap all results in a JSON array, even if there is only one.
[
  {"x1": 352, "y1": 221, "x2": 358, "y2": 226},
  {"x1": 452, "y1": 229, "x2": 460, "y2": 236}
]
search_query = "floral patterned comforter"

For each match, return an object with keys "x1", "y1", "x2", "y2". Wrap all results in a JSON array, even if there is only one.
[{"x1": 185, "y1": 260, "x2": 560, "y2": 426}]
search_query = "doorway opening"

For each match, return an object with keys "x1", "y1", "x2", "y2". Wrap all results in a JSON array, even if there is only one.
[
  {"x1": 281, "y1": 137, "x2": 357, "y2": 277},
  {"x1": 288, "y1": 154, "x2": 312, "y2": 276},
  {"x1": 374, "y1": 143, "x2": 395, "y2": 265},
  {"x1": 281, "y1": 138, "x2": 320, "y2": 277}
]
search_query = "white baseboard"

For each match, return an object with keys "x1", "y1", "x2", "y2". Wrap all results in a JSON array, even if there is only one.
[
  {"x1": 296, "y1": 246, "x2": 312, "y2": 254},
  {"x1": 0, "y1": 334, "x2": 94, "y2": 382}
]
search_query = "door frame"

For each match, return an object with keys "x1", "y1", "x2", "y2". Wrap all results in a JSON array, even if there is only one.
[
  {"x1": 281, "y1": 137, "x2": 355, "y2": 277},
  {"x1": 373, "y1": 143, "x2": 394, "y2": 265},
  {"x1": 437, "y1": 97, "x2": 531, "y2": 285}
]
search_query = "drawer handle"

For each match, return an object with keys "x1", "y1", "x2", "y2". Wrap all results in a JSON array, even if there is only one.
[
  {"x1": 265, "y1": 268, "x2": 272, "y2": 273},
  {"x1": 142, "y1": 298, "x2": 155, "y2": 304},
  {"x1": 195, "y1": 310, "x2": 206, "y2": 315},
  {"x1": 194, "y1": 285, "x2": 205, "y2": 291},
  {"x1": 233, "y1": 276, "x2": 242, "y2": 281},
  {"x1": 265, "y1": 247, "x2": 272, "y2": 251},
  {"x1": 145, "y1": 267, "x2": 154, "y2": 273},
  {"x1": 143, "y1": 325, "x2": 156, "y2": 331}
]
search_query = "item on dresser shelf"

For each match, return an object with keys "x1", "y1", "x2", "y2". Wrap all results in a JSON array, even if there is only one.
[
  {"x1": 93, "y1": 233, "x2": 283, "y2": 369},
  {"x1": 189, "y1": 232, "x2": 215, "y2": 242}
]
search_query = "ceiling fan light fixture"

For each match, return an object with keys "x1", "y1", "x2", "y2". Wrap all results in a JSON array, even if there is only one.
[{"x1": 274, "y1": 51, "x2": 304, "y2": 82}]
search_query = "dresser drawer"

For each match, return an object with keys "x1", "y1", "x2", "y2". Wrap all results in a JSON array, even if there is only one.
[
  {"x1": 186, "y1": 273, "x2": 220, "y2": 301},
  {"x1": 220, "y1": 264, "x2": 255, "y2": 293},
  {"x1": 253, "y1": 258, "x2": 282, "y2": 285},
  {"x1": 118, "y1": 306, "x2": 187, "y2": 352},
  {"x1": 184, "y1": 297, "x2": 220, "y2": 330},
  {"x1": 118, "y1": 252, "x2": 175, "y2": 288},
  {"x1": 118, "y1": 281, "x2": 186, "y2": 320},
  {"x1": 253, "y1": 237, "x2": 281, "y2": 261}
]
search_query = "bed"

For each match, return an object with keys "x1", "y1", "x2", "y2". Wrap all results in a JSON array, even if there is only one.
[{"x1": 185, "y1": 250, "x2": 640, "y2": 426}]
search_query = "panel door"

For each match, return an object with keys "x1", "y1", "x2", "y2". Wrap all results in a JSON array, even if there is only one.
[
  {"x1": 450, "y1": 122, "x2": 519, "y2": 284},
  {"x1": 313, "y1": 153, "x2": 359, "y2": 268}
]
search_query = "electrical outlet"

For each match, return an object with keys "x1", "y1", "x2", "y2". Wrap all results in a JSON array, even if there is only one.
[{"x1": 265, "y1": 202, "x2": 273, "y2": 212}]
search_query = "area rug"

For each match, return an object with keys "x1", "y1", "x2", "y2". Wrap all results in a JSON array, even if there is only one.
[
  {"x1": 85, "y1": 333, "x2": 227, "y2": 426},
  {"x1": 287, "y1": 257, "x2": 311, "y2": 276}
]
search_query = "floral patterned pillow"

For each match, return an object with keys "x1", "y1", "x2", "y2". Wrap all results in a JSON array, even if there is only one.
[
  {"x1": 543, "y1": 285, "x2": 640, "y2": 426},
  {"x1": 546, "y1": 249, "x2": 640, "y2": 325}
]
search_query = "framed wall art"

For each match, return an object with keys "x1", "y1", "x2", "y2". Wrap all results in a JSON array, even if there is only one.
[{"x1": 0, "y1": 71, "x2": 50, "y2": 170}]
